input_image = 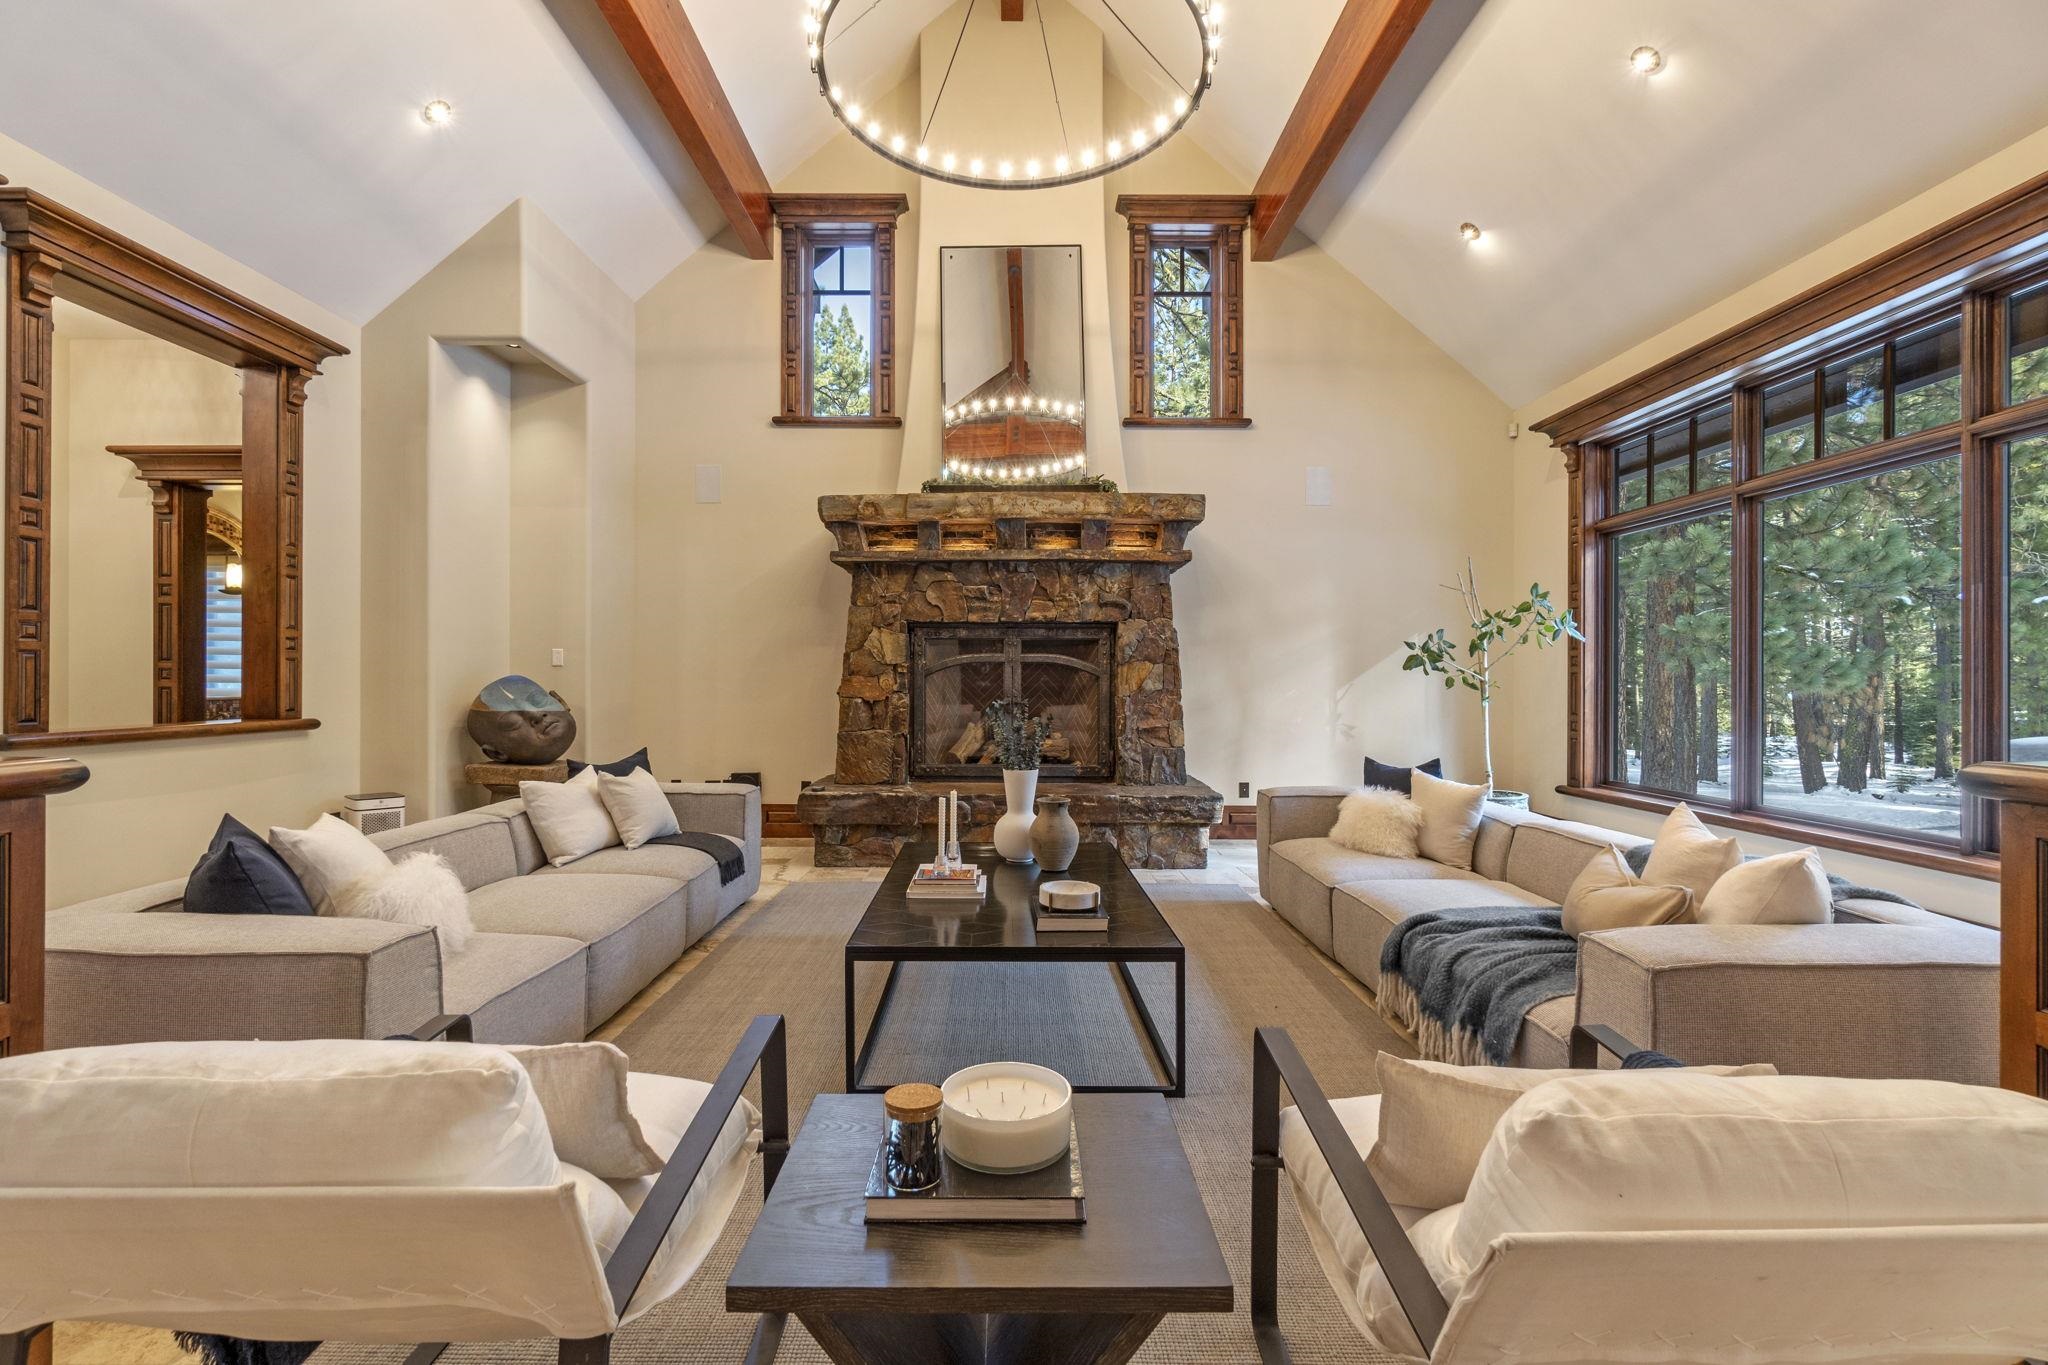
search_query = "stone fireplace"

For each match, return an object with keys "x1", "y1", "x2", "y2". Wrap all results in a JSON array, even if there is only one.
[{"x1": 798, "y1": 490, "x2": 1222, "y2": 867}]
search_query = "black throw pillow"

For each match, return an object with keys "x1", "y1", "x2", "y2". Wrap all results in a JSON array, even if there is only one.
[
  {"x1": 565, "y1": 747, "x2": 652, "y2": 781},
  {"x1": 184, "y1": 815, "x2": 315, "y2": 916},
  {"x1": 1360, "y1": 755, "x2": 1443, "y2": 795}
]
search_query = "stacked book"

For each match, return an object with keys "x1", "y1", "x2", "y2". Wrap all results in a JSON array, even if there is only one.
[
  {"x1": 907, "y1": 861, "x2": 986, "y2": 901},
  {"x1": 865, "y1": 1124, "x2": 1086, "y2": 1223}
]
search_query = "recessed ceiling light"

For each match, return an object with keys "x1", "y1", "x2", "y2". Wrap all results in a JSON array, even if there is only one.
[
  {"x1": 1629, "y1": 45, "x2": 1665, "y2": 75},
  {"x1": 505, "y1": 342, "x2": 521, "y2": 349},
  {"x1": 421, "y1": 99, "x2": 455, "y2": 126},
  {"x1": 1458, "y1": 222, "x2": 1483, "y2": 243}
]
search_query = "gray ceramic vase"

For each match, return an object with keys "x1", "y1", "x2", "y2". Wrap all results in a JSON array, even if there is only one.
[{"x1": 1030, "y1": 797, "x2": 1081, "y2": 873}]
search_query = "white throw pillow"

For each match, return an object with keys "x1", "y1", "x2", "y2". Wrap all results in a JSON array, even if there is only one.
[
  {"x1": 268, "y1": 813, "x2": 392, "y2": 914},
  {"x1": 521, "y1": 768, "x2": 622, "y2": 867},
  {"x1": 505, "y1": 1041, "x2": 665, "y2": 1179},
  {"x1": 1560, "y1": 845, "x2": 1693, "y2": 937},
  {"x1": 598, "y1": 767, "x2": 681, "y2": 850},
  {"x1": 1368, "y1": 1053, "x2": 1776, "y2": 1210},
  {"x1": 331, "y1": 852, "x2": 475, "y2": 955},
  {"x1": 1410, "y1": 770, "x2": 1488, "y2": 870},
  {"x1": 1698, "y1": 847, "x2": 1833, "y2": 925},
  {"x1": 1328, "y1": 788, "x2": 1424, "y2": 858},
  {"x1": 1640, "y1": 802, "x2": 1741, "y2": 905}
]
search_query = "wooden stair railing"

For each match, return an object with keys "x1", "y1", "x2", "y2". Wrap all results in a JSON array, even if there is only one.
[{"x1": 1960, "y1": 763, "x2": 2048, "y2": 1097}]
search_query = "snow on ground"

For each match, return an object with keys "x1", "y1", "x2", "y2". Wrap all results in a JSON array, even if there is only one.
[{"x1": 1623, "y1": 737, "x2": 1978, "y2": 837}]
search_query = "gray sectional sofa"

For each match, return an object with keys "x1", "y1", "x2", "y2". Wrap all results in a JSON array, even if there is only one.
[
  {"x1": 43, "y1": 782, "x2": 761, "y2": 1049},
  {"x1": 1257, "y1": 786, "x2": 2000, "y2": 1084}
]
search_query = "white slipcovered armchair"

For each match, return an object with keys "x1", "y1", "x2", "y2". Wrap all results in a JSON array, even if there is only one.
[
  {"x1": 0, "y1": 1014, "x2": 788, "y2": 1365},
  {"x1": 1251, "y1": 1025, "x2": 2048, "y2": 1364}
]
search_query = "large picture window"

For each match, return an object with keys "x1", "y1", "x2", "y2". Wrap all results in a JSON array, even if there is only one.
[{"x1": 1547, "y1": 193, "x2": 2048, "y2": 873}]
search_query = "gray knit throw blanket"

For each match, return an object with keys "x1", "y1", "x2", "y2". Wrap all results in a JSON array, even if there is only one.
[{"x1": 1377, "y1": 848, "x2": 1925, "y2": 1066}]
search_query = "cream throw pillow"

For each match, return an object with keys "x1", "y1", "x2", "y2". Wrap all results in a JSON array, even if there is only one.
[
  {"x1": 1560, "y1": 845, "x2": 1693, "y2": 937},
  {"x1": 1328, "y1": 788, "x2": 1424, "y2": 858},
  {"x1": 269, "y1": 813, "x2": 392, "y2": 914},
  {"x1": 1410, "y1": 770, "x2": 1487, "y2": 870},
  {"x1": 521, "y1": 768, "x2": 622, "y2": 867},
  {"x1": 331, "y1": 852, "x2": 475, "y2": 955},
  {"x1": 1640, "y1": 803, "x2": 1741, "y2": 905},
  {"x1": 598, "y1": 767, "x2": 681, "y2": 850},
  {"x1": 1698, "y1": 847, "x2": 1833, "y2": 925},
  {"x1": 1367, "y1": 1052, "x2": 1778, "y2": 1210},
  {"x1": 505, "y1": 1040, "x2": 665, "y2": 1179}
]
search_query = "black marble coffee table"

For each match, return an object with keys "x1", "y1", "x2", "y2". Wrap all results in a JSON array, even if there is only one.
[{"x1": 843, "y1": 842, "x2": 1186, "y2": 1097}]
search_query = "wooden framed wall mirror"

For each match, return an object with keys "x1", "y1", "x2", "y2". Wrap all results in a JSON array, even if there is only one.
[{"x1": 1, "y1": 185, "x2": 346, "y2": 747}]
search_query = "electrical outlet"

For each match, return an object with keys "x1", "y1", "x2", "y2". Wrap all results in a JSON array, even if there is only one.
[
  {"x1": 1305, "y1": 466, "x2": 1333, "y2": 506},
  {"x1": 550, "y1": 648, "x2": 565, "y2": 667},
  {"x1": 1238, "y1": 781, "x2": 1250, "y2": 799}
]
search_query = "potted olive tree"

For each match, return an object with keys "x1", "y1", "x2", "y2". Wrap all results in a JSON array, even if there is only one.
[{"x1": 1403, "y1": 561, "x2": 1581, "y2": 808}]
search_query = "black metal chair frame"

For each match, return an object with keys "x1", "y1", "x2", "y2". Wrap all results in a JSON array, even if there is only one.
[
  {"x1": 1250, "y1": 1023, "x2": 1646, "y2": 1365},
  {"x1": 3, "y1": 1012, "x2": 792, "y2": 1365}
]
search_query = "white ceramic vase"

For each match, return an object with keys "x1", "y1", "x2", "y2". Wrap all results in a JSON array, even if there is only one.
[{"x1": 994, "y1": 768, "x2": 1039, "y2": 863}]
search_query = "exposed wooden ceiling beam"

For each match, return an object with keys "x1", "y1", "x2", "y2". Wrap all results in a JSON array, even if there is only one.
[
  {"x1": 595, "y1": 0, "x2": 774, "y2": 259},
  {"x1": 1001, "y1": 0, "x2": 1025, "y2": 19},
  {"x1": 1251, "y1": 0, "x2": 1435, "y2": 261}
]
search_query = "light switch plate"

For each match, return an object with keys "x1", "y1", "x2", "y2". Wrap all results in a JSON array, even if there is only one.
[
  {"x1": 1306, "y1": 466, "x2": 1333, "y2": 506},
  {"x1": 550, "y1": 648, "x2": 566, "y2": 667},
  {"x1": 695, "y1": 463, "x2": 722, "y2": 504}
]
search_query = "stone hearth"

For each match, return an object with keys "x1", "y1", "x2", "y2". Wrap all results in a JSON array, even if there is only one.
[{"x1": 801, "y1": 491, "x2": 1222, "y2": 868}]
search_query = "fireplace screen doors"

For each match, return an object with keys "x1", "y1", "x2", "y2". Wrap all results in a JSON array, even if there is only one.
[{"x1": 909, "y1": 624, "x2": 1115, "y2": 780}]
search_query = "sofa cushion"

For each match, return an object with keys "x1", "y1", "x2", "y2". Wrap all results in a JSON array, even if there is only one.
[
  {"x1": 443, "y1": 931, "x2": 586, "y2": 1045},
  {"x1": 1515, "y1": 995, "x2": 1575, "y2": 1069},
  {"x1": 468, "y1": 873, "x2": 688, "y2": 1027},
  {"x1": 505, "y1": 1041, "x2": 664, "y2": 1178},
  {"x1": 0, "y1": 1039, "x2": 560, "y2": 1191},
  {"x1": 561, "y1": 1070, "x2": 757, "y2": 1323},
  {"x1": 1503, "y1": 822, "x2": 1622, "y2": 904},
  {"x1": 535, "y1": 844, "x2": 725, "y2": 945},
  {"x1": 371, "y1": 811, "x2": 521, "y2": 892},
  {"x1": 1412, "y1": 771, "x2": 1487, "y2": 870},
  {"x1": 1639, "y1": 803, "x2": 1743, "y2": 906},
  {"x1": 473, "y1": 800, "x2": 550, "y2": 876},
  {"x1": 1360, "y1": 755, "x2": 1442, "y2": 795},
  {"x1": 1278, "y1": 1093, "x2": 1443, "y2": 1347},
  {"x1": 1331, "y1": 878, "x2": 1553, "y2": 991},
  {"x1": 1453, "y1": 1073, "x2": 2048, "y2": 1279},
  {"x1": 1269, "y1": 838, "x2": 1478, "y2": 957},
  {"x1": 1470, "y1": 815, "x2": 1514, "y2": 881},
  {"x1": 184, "y1": 815, "x2": 315, "y2": 918}
]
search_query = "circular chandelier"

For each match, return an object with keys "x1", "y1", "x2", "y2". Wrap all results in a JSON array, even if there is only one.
[{"x1": 805, "y1": 0, "x2": 1221, "y2": 191}]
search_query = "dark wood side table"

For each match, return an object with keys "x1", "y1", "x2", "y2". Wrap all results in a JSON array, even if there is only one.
[{"x1": 726, "y1": 1092, "x2": 1231, "y2": 1364}]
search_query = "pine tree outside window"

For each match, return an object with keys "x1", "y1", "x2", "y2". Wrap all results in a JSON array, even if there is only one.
[
  {"x1": 1115, "y1": 196, "x2": 1251, "y2": 427},
  {"x1": 769, "y1": 194, "x2": 906, "y2": 426}
]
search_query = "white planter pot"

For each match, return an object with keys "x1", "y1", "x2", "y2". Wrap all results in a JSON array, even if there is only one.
[
  {"x1": 994, "y1": 769, "x2": 1039, "y2": 863},
  {"x1": 1487, "y1": 790, "x2": 1531, "y2": 811}
]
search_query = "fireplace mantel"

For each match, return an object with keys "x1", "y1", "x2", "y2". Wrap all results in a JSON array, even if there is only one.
[
  {"x1": 819, "y1": 491, "x2": 1203, "y2": 568},
  {"x1": 805, "y1": 489, "x2": 1221, "y2": 868}
]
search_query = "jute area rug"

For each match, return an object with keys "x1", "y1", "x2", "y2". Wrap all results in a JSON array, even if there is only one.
[{"x1": 316, "y1": 881, "x2": 1413, "y2": 1363}]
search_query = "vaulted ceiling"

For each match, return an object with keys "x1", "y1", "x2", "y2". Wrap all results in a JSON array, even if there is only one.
[{"x1": 4, "y1": 0, "x2": 2046, "y2": 406}]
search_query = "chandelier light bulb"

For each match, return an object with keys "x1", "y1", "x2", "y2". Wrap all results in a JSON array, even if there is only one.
[
  {"x1": 1459, "y1": 221, "x2": 1483, "y2": 243},
  {"x1": 830, "y1": 85, "x2": 843, "y2": 102},
  {"x1": 1106, "y1": 138, "x2": 1122, "y2": 157},
  {"x1": 891, "y1": 133, "x2": 906, "y2": 153},
  {"x1": 1024, "y1": 159, "x2": 1041, "y2": 177},
  {"x1": 997, "y1": 160, "x2": 1014, "y2": 179},
  {"x1": 916, "y1": 145, "x2": 931, "y2": 163},
  {"x1": 807, "y1": 43, "x2": 819, "y2": 60},
  {"x1": 1080, "y1": 148, "x2": 1097, "y2": 167},
  {"x1": 1630, "y1": 45, "x2": 1665, "y2": 75},
  {"x1": 1130, "y1": 126, "x2": 1148, "y2": 146},
  {"x1": 1054, "y1": 154, "x2": 1070, "y2": 173},
  {"x1": 1153, "y1": 113, "x2": 1169, "y2": 133},
  {"x1": 845, "y1": 102, "x2": 862, "y2": 121},
  {"x1": 865, "y1": 119, "x2": 881, "y2": 138},
  {"x1": 942, "y1": 152, "x2": 958, "y2": 171},
  {"x1": 420, "y1": 99, "x2": 454, "y2": 126},
  {"x1": 1004, "y1": 395, "x2": 1017, "y2": 409},
  {"x1": 969, "y1": 157, "x2": 985, "y2": 175},
  {"x1": 1172, "y1": 95, "x2": 1189, "y2": 116},
  {"x1": 803, "y1": 14, "x2": 820, "y2": 34}
]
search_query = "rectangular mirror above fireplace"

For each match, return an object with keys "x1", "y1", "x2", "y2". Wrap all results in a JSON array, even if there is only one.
[{"x1": 939, "y1": 245, "x2": 1084, "y2": 465}]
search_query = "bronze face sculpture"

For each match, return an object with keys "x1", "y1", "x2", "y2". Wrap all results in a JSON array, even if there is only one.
[{"x1": 466, "y1": 675, "x2": 577, "y2": 765}]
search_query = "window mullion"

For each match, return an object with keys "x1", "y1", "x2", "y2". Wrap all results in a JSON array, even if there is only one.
[
  {"x1": 1730, "y1": 385, "x2": 1765, "y2": 812},
  {"x1": 1959, "y1": 291, "x2": 2002, "y2": 852}
]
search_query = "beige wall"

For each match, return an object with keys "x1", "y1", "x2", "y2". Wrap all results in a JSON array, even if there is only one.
[
  {"x1": 361, "y1": 201, "x2": 636, "y2": 816},
  {"x1": 631, "y1": 51, "x2": 1514, "y2": 803},
  {"x1": 0, "y1": 133, "x2": 365, "y2": 908},
  {"x1": 1494, "y1": 126, "x2": 2048, "y2": 927}
]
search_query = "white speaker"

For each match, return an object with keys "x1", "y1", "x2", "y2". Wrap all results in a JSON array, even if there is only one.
[{"x1": 341, "y1": 791, "x2": 406, "y2": 836}]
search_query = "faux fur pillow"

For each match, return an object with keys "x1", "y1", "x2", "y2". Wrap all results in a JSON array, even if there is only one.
[
  {"x1": 1329, "y1": 788, "x2": 1425, "y2": 858},
  {"x1": 330, "y1": 852, "x2": 475, "y2": 955}
]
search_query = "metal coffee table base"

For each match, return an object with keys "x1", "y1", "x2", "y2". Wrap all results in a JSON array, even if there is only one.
[{"x1": 843, "y1": 949, "x2": 1186, "y2": 1099}]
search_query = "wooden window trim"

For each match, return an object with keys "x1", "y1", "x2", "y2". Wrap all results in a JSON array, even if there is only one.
[
  {"x1": 769, "y1": 193, "x2": 907, "y2": 427},
  {"x1": 0, "y1": 186, "x2": 344, "y2": 746},
  {"x1": 1545, "y1": 172, "x2": 2048, "y2": 873},
  {"x1": 1116, "y1": 195, "x2": 1251, "y2": 427}
]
